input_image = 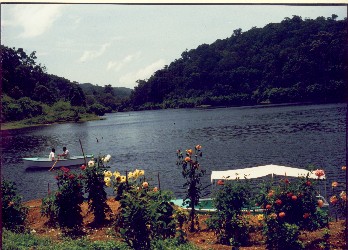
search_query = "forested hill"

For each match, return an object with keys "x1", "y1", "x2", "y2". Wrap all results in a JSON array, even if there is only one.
[
  {"x1": 128, "y1": 15, "x2": 347, "y2": 110},
  {"x1": 1, "y1": 45, "x2": 132, "y2": 125}
]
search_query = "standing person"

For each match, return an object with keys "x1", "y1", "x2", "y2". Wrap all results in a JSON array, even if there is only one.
[
  {"x1": 49, "y1": 148, "x2": 56, "y2": 161},
  {"x1": 59, "y1": 147, "x2": 70, "y2": 159}
]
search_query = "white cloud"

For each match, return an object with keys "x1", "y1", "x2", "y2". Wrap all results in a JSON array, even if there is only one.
[
  {"x1": 119, "y1": 59, "x2": 166, "y2": 88},
  {"x1": 107, "y1": 51, "x2": 141, "y2": 72},
  {"x1": 9, "y1": 4, "x2": 64, "y2": 38},
  {"x1": 78, "y1": 43, "x2": 111, "y2": 63}
]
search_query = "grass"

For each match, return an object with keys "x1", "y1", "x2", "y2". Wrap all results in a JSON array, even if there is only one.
[{"x1": 2, "y1": 230, "x2": 199, "y2": 250}]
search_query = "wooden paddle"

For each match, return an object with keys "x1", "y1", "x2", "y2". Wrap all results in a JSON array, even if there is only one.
[{"x1": 49, "y1": 157, "x2": 59, "y2": 171}]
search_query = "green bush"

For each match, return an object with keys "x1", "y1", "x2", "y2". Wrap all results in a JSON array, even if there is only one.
[
  {"x1": 88, "y1": 103, "x2": 107, "y2": 116},
  {"x1": 106, "y1": 169, "x2": 175, "y2": 249},
  {"x1": 206, "y1": 178, "x2": 251, "y2": 246},
  {"x1": 48, "y1": 167, "x2": 84, "y2": 234},
  {"x1": 83, "y1": 155, "x2": 111, "y2": 225},
  {"x1": 116, "y1": 187, "x2": 176, "y2": 249},
  {"x1": 1, "y1": 180, "x2": 28, "y2": 232}
]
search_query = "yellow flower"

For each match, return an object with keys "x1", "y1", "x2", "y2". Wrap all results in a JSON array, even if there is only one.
[
  {"x1": 113, "y1": 171, "x2": 121, "y2": 178},
  {"x1": 332, "y1": 181, "x2": 339, "y2": 188},
  {"x1": 138, "y1": 170, "x2": 145, "y2": 177},
  {"x1": 88, "y1": 160, "x2": 95, "y2": 167},
  {"x1": 128, "y1": 172, "x2": 134, "y2": 179},
  {"x1": 104, "y1": 177, "x2": 111, "y2": 186},
  {"x1": 120, "y1": 176, "x2": 127, "y2": 183},
  {"x1": 257, "y1": 214, "x2": 264, "y2": 221},
  {"x1": 340, "y1": 191, "x2": 347, "y2": 201},
  {"x1": 104, "y1": 170, "x2": 113, "y2": 178},
  {"x1": 142, "y1": 181, "x2": 149, "y2": 188}
]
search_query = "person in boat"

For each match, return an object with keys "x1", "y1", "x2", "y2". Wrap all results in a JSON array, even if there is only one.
[
  {"x1": 58, "y1": 147, "x2": 70, "y2": 159},
  {"x1": 48, "y1": 148, "x2": 55, "y2": 161}
]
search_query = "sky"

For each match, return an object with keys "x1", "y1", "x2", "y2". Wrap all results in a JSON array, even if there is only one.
[{"x1": 1, "y1": 4, "x2": 347, "y2": 89}]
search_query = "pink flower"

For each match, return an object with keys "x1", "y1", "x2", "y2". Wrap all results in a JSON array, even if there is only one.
[
  {"x1": 80, "y1": 165, "x2": 86, "y2": 170},
  {"x1": 314, "y1": 169, "x2": 325, "y2": 178}
]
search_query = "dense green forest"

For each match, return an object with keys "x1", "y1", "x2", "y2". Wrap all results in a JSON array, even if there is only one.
[
  {"x1": 128, "y1": 15, "x2": 348, "y2": 110},
  {"x1": 0, "y1": 45, "x2": 132, "y2": 125}
]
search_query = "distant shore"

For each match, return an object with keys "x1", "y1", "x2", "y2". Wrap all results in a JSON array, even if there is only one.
[{"x1": 1, "y1": 114, "x2": 103, "y2": 131}]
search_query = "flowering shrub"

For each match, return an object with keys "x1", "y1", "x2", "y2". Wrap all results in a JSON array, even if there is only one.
[
  {"x1": 329, "y1": 166, "x2": 347, "y2": 220},
  {"x1": 41, "y1": 167, "x2": 84, "y2": 233},
  {"x1": 83, "y1": 155, "x2": 111, "y2": 225},
  {"x1": 259, "y1": 170, "x2": 328, "y2": 249},
  {"x1": 1, "y1": 180, "x2": 28, "y2": 232},
  {"x1": 106, "y1": 170, "x2": 175, "y2": 249},
  {"x1": 206, "y1": 178, "x2": 251, "y2": 246},
  {"x1": 176, "y1": 145, "x2": 206, "y2": 232}
]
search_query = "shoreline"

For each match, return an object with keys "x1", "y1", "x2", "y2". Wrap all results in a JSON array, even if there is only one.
[{"x1": 1, "y1": 114, "x2": 104, "y2": 131}]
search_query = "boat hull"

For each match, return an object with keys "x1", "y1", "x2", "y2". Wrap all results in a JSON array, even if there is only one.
[
  {"x1": 171, "y1": 196, "x2": 329, "y2": 214},
  {"x1": 23, "y1": 155, "x2": 93, "y2": 168}
]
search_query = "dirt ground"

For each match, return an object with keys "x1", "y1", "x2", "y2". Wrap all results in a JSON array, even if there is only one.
[{"x1": 23, "y1": 198, "x2": 346, "y2": 249}]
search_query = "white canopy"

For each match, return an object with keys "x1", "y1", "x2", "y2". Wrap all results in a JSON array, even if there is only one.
[{"x1": 211, "y1": 164, "x2": 326, "y2": 182}]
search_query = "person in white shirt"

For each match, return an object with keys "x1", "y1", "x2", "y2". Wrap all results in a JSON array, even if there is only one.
[
  {"x1": 49, "y1": 148, "x2": 56, "y2": 161},
  {"x1": 58, "y1": 147, "x2": 70, "y2": 159}
]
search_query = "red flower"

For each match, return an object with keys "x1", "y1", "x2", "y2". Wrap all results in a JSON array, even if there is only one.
[
  {"x1": 305, "y1": 180, "x2": 311, "y2": 186},
  {"x1": 217, "y1": 180, "x2": 224, "y2": 186},
  {"x1": 55, "y1": 176, "x2": 60, "y2": 180},
  {"x1": 278, "y1": 212, "x2": 286, "y2": 218},
  {"x1": 284, "y1": 178, "x2": 290, "y2": 184},
  {"x1": 266, "y1": 204, "x2": 272, "y2": 210},
  {"x1": 291, "y1": 195, "x2": 298, "y2": 201},
  {"x1": 80, "y1": 165, "x2": 86, "y2": 170},
  {"x1": 275, "y1": 199, "x2": 282, "y2": 206},
  {"x1": 68, "y1": 174, "x2": 75, "y2": 180},
  {"x1": 303, "y1": 213, "x2": 310, "y2": 219},
  {"x1": 60, "y1": 166, "x2": 70, "y2": 173},
  {"x1": 287, "y1": 192, "x2": 293, "y2": 197}
]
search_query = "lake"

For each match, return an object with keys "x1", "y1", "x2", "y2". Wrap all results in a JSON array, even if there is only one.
[{"x1": 1, "y1": 103, "x2": 346, "y2": 201}]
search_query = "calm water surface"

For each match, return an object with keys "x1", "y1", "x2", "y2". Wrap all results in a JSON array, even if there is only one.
[{"x1": 1, "y1": 103, "x2": 346, "y2": 201}]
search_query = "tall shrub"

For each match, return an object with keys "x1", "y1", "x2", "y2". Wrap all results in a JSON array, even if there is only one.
[
  {"x1": 53, "y1": 167, "x2": 84, "y2": 233},
  {"x1": 83, "y1": 155, "x2": 111, "y2": 225},
  {"x1": 206, "y1": 178, "x2": 251, "y2": 246},
  {"x1": 176, "y1": 145, "x2": 205, "y2": 232},
  {"x1": 1, "y1": 180, "x2": 28, "y2": 232}
]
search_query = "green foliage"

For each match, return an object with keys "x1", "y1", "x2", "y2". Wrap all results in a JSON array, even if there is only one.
[
  {"x1": 1, "y1": 180, "x2": 28, "y2": 232},
  {"x1": 2, "y1": 229, "x2": 131, "y2": 250},
  {"x1": 50, "y1": 167, "x2": 85, "y2": 233},
  {"x1": 88, "y1": 103, "x2": 107, "y2": 116},
  {"x1": 115, "y1": 182, "x2": 176, "y2": 249},
  {"x1": 176, "y1": 145, "x2": 206, "y2": 232},
  {"x1": 41, "y1": 193, "x2": 58, "y2": 226},
  {"x1": 82, "y1": 155, "x2": 111, "y2": 225},
  {"x1": 264, "y1": 220, "x2": 304, "y2": 249},
  {"x1": 206, "y1": 179, "x2": 251, "y2": 246},
  {"x1": 127, "y1": 16, "x2": 347, "y2": 110}
]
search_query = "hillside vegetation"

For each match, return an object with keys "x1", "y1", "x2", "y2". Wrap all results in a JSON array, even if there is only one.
[
  {"x1": 0, "y1": 45, "x2": 132, "y2": 126},
  {"x1": 127, "y1": 15, "x2": 347, "y2": 110}
]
